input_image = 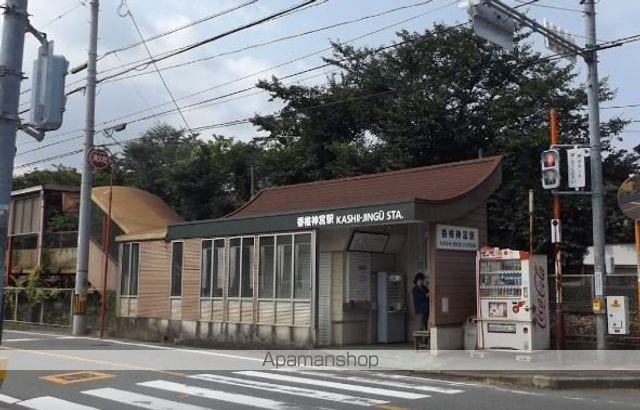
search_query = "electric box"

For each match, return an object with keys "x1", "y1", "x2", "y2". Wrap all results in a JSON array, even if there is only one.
[
  {"x1": 606, "y1": 296, "x2": 630, "y2": 335},
  {"x1": 377, "y1": 272, "x2": 405, "y2": 343}
]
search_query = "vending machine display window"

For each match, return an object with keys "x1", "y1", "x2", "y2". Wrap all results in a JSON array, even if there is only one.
[{"x1": 488, "y1": 302, "x2": 507, "y2": 318}]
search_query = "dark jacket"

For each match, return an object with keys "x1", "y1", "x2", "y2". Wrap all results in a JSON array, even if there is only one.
[{"x1": 412, "y1": 285, "x2": 429, "y2": 316}]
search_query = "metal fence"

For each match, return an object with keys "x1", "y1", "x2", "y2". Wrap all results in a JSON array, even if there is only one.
[
  {"x1": 549, "y1": 274, "x2": 639, "y2": 345},
  {"x1": 3, "y1": 288, "x2": 101, "y2": 327}
]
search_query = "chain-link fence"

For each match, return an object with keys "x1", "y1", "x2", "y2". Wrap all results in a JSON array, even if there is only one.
[
  {"x1": 548, "y1": 274, "x2": 639, "y2": 346},
  {"x1": 3, "y1": 288, "x2": 101, "y2": 328}
]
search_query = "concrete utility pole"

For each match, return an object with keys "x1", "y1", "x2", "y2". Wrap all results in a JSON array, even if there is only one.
[
  {"x1": 73, "y1": 0, "x2": 99, "y2": 336},
  {"x1": 0, "y1": 0, "x2": 29, "y2": 345},
  {"x1": 583, "y1": 0, "x2": 607, "y2": 350}
]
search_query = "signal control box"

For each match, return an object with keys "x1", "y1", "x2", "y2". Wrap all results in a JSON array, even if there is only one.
[{"x1": 606, "y1": 296, "x2": 630, "y2": 335}]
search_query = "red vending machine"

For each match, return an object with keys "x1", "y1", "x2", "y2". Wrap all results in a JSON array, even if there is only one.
[{"x1": 476, "y1": 247, "x2": 550, "y2": 351}]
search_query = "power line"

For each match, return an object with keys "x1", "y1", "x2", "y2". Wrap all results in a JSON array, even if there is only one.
[
  {"x1": 100, "y1": 0, "x2": 259, "y2": 61},
  {"x1": 601, "y1": 103, "x2": 640, "y2": 110},
  {"x1": 95, "y1": 0, "x2": 321, "y2": 84},
  {"x1": 40, "y1": 0, "x2": 86, "y2": 29},
  {"x1": 97, "y1": 0, "x2": 439, "y2": 86},
  {"x1": 119, "y1": 1, "x2": 194, "y2": 134},
  {"x1": 95, "y1": 2, "x2": 456, "y2": 128},
  {"x1": 16, "y1": 68, "x2": 337, "y2": 157},
  {"x1": 18, "y1": 1, "x2": 453, "y2": 150}
]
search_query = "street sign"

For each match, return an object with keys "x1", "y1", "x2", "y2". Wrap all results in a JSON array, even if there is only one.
[
  {"x1": 567, "y1": 148, "x2": 587, "y2": 189},
  {"x1": 87, "y1": 146, "x2": 111, "y2": 170},
  {"x1": 617, "y1": 175, "x2": 640, "y2": 220}
]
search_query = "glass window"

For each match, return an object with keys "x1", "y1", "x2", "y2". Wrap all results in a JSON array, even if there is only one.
[
  {"x1": 170, "y1": 242, "x2": 183, "y2": 297},
  {"x1": 229, "y1": 238, "x2": 241, "y2": 298},
  {"x1": 120, "y1": 243, "x2": 139, "y2": 296},
  {"x1": 120, "y1": 243, "x2": 130, "y2": 295},
  {"x1": 276, "y1": 235, "x2": 293, "y2": 299},
  {"x1": 213, "y1": 239, "x2": 224, "y2": 297},
  {"x1": 130, "y1": 243, "x2": 139, "y2": 295},
  {"x1": 201, "y1": 241, "x2": 212, "y2": 297},
  {"x1": 241, "y1": 238, "x2": 254, "y2": 298},
  {"x1": 294, "y1": 234, "x2": 312, "y2": 299},
  {"x1": 258, "y1": 237, "x2": 275, "y2": 298}
]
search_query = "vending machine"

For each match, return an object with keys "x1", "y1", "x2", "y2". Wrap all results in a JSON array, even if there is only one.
[{"x1": 476, "y1": 247, "x2": 550, "y2": 351}]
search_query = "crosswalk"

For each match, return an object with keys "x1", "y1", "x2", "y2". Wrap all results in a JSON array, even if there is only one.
[{"x1": 1, "y1": 370, "x2": 467, "y2": 409}]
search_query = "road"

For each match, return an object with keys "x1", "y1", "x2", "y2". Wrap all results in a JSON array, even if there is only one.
[{"x1": 0, "y1": 329, "x2": 637, "y2": 410}]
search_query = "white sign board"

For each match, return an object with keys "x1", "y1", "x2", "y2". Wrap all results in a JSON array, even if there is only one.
[
  {"x1": 436, "y1": 224, "x2": 479, "y2": 251},
  {"x1": 567, "y1": 148, "x2": 587, "y2": 189}
]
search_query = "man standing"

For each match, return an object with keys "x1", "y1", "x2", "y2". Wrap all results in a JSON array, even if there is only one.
[{"x1": 412, "y1": 273, "x2": 429, "y2": 330}]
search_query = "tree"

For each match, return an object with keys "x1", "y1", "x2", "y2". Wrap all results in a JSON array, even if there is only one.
[
  {"x1": 117, "y1": 125, "x2": 261, "y2": 220},
  {"x1": 251, "y1": 25, "x2": 636, "y2": 264},
  {"x1": 13, "y1": 165, "x2": 81, "y2": 190}
]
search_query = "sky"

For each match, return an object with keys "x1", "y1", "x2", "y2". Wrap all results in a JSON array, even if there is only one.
[{"x1": 6, "y1": 0, "x2": 640, "y2": 173}]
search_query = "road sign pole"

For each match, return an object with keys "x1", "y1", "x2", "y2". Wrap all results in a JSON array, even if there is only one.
[{"x1": 550, "y1": 109, "x2": 564, "y2": 349}]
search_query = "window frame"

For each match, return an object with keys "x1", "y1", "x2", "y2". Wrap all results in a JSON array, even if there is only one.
[
  {"x1": 200, "y1": 238, "x2": 226, "y2": 299},
  {"x1": 120, "y1": 242, "x2": 140, "y2": 297}
]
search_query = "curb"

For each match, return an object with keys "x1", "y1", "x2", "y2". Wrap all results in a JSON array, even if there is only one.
[{"x1": 414, "y1": 371, "x2": 640, "y2": 390}]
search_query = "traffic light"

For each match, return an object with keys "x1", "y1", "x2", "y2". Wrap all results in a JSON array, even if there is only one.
[{"x1": 541, "y1": 149, "x2": 561, "y2": 189}]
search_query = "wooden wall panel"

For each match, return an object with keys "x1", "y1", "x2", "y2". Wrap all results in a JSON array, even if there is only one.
[
  {"x1": 181, "y1": 239, "x2": 201, "y2": 320},
  {"x1": 137, "y1": 240, "x2": 170, "y2": 318},
  {"x1": 431, "y1": 204, "x2": 488, "y2": 326}
]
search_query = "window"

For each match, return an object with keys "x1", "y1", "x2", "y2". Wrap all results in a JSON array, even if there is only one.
[
  {"x1": 170, "y1": 241, "x2": 183, "y2": 297},
  {"x1": 201, "y1": 241, "x2": 212, "y2": 297},
  {"x1": 201, "y1": 239, "x2": 225, "y2": 298},
  {"x1": 294, "y1": 234, "x2": 312, "y2": 299},
  {"x1": 120, "y1": 243, "x2": 139, "y2": 296},
  {"x1": 241, "y1": 238, "x2": 254, "y2": 298},
  {"x1": 258, "y1": 237, "x2": 274, "y2": 298},
  {"x1": 228, "y1": 237, "x2": 254, "y2": 299},
  {"x1": 229, "y1": 238, "x2": 241, "y2": 298},
  {"x1": 276, "y1": 236, "x2": 293, "y2": 298}
]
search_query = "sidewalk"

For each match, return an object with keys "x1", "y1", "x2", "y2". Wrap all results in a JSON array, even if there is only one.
[{"x1": 413, "y1": 370, "x2": 640, "y2": 389}]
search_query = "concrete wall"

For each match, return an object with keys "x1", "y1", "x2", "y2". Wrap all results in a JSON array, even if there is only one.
[{"x1": 111, "y1": 318, "x2": 313, "y2": 348}]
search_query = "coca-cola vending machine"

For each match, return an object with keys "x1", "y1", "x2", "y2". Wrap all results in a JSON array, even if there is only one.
[{"x1": 476, "y1": 247, "x2": 550, "y2": 351}]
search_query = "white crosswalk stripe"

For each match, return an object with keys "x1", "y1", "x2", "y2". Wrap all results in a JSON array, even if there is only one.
[
  {"x1": 5, "y1": 370, "x2": 466, "y2": 409},
  {"x1": 139, "y1": 379, "x2": 296, "y2": 409},
  {"x1": 190, "y1": 373, "x2": 389, "y2": 407},
  {"x1": 17, "y1": 396, "x2": 98, "y2": 410},
  {"x1": 83, "y1": 387, "x2": 210, "y2": 409},
  {"x1": 289, "y1": 370, "x2": 465, "y2": 394},
  {"x1": 234, "y1": 370, "x2": 430, "y2": 399}
]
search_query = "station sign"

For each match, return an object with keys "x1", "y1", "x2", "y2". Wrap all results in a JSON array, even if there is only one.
[{"x1": 436, "y1": 224, "x2": 479, "y2": 251}]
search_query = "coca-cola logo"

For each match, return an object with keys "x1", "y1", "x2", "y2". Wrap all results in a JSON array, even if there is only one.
[{"x1": 534, "y1": 264, "x2": 547, "y2": 329}]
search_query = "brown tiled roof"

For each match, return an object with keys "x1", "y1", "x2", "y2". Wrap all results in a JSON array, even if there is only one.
[{"x1": 229, "y1": 156, "x2": 502, "y2": 218}]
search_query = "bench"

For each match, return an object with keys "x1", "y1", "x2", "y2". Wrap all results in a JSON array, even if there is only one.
[{"x1": 412, "y1": 330, "x2": 430, "y2": 350}]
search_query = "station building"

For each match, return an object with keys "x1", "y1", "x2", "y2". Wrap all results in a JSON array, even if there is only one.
[{"x1": 112, "y1": 156, "x2": 502, "y2": 349}]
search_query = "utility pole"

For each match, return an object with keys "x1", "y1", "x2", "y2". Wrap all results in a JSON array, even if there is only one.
[
  {"x1": 0, "y1": 0, "x2": 29, "y2": 345},
  {"x1": 73, "y1": 0, "x2": 99, "y2": 336},
  {"x1": 583, "y1": 0, "x2": 607, "y2": 350}
]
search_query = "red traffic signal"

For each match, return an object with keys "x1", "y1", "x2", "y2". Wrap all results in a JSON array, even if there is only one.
[{"x1": 541, "y1": 149, "x2": 560, "y2": 189}]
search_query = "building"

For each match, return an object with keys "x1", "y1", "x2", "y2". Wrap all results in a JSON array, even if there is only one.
[
  {"x1": 6, "y1": 184, "x2": 181, "y2": 292},
  {"x1": 113, "y1": 156, "x2": 502, "y2": 349}
]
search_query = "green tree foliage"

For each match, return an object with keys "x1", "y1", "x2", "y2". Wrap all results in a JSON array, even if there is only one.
[{"x1": 116, "y1": 125, "x2": 257, "y2": 220}]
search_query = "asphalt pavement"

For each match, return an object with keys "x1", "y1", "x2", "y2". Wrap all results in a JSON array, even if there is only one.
[{"x1": 0, "y1": 329, "x2": 637, "y2": 410}]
